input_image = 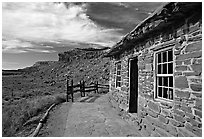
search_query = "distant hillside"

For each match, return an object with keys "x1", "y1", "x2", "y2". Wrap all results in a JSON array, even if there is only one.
[
  {"x1": 2, "y1": 47, "x2": 110, "y2": 137},
  {"x1": 21, "y1": 47, "x2": 110, "y2": 84}
]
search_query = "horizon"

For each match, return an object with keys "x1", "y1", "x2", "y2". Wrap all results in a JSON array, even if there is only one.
[{"x1": 2, "y1": 2, "x2": 164, "y2": 70}]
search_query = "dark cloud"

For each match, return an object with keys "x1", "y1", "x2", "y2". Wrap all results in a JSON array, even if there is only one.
[{"x1": 86, "y1": 2, "x2": 164, "y2": 34}]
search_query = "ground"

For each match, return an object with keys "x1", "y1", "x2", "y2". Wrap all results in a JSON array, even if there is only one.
[{"x1": 39, "y1": 93, "x2": 142, "y2": 137}]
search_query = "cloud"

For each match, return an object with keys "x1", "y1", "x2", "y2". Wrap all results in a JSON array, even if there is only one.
[
  {"x1": 2, "y1": 38, "x2": 56, "y2": 53},
  {"x1": 2, "y1": 2, "x2": 123, "y2": 53}
]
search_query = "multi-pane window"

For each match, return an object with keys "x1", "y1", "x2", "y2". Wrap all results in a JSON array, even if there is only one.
[
  {"x1": 115, "y1": 61, "x2": 122, "y2": 87},
  {"x1": 156, "y1": 49, "x2": 174, "y2": 100}
]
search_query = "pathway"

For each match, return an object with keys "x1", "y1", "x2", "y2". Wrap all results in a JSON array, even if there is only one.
[{"x1": 63, "y1": 93, "x2": 141, "y2": 137}]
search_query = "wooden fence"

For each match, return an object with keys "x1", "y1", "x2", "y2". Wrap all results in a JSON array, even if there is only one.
[{"x1": 66, "y1": 77, "x2": 109, "y2": 102}]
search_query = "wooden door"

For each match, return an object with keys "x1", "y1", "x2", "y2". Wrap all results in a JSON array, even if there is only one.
[{"x1": 129, "y1": 58, "x2": 138, "y2": 113}]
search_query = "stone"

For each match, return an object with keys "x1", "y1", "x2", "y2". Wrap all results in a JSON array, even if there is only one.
[
  {"x1": 121, "y1": 86, "x2": 129, "y2": 92},
  {"x1": 189, "y1": 22, "x2": 200, "y2": 34},
  {"x1": 174, "y1": 72, "x2": 182, "y2": 76},
  {"x1": 169, "y1": 119, "x2": 184, "y2": 127},
  {"x1": 191, "y1": 64, "x2": 202, "y2": 75},
  {"x1": 147, "y1": 101, "x2": 161, "y2": 113},
  {"x1": 158, "y1": 114, "x2": 169, "y2": 124},
  {"x1": 175, "y1": 65, "x2": 188, "y2": 71},
  {"x1": 147, "y1": 109, "x2": 159, "y2": 118},
  {"x1": 187, "y1": 118, "x2": 202, "y2": 128},
  {"x1": 175, "y1": 90, "x2": 190, "y2": 99},
  {"x1": 174, "y1": 114, "x2": 185, "y2": 123},
  {"x1": 176, "y1": 51, "x2": 202, "y2": 60},
  {"x1": 192, "y1": 92, "x2": 202, "y2": 98},
  {"x1": 166, "y1": 124, "x2": 178, "y2": 136},
  {"x1": 184, "y1": 59, "x2": 191, "y2": 65},
  {"x1": 190, "y1": 78, "x2": 202, "y2": 84},
  {"x1": 188, "y1": 34, "x2": 202, "y2": 42},
  {"x1": 173, "y1": 109, "x2": 185, "y2": 117},
  {"x1": 144, "y1": 58, "x2": 153, "y2": 64},
  {"x1": 180, "y1": 105, "x2": 192, "y2": 113},
  {"x1": 175, "y1": 76, "x2": 189, "y2": 89},
  {"x1": 185, "y1": 41, "x2": 202, "y2": 53},
  {"x1": 139, "y1": 97, "x2": 147, "y2": 107},
  {"x1": 190, "y1": 84, "x2": 202, "y2": 92},
  {"x1": 183, "y1": 72, "x2": 200, "y2": 76},
  {"x1": 194, "y1": 99, "x2": 202, "y2": 110},
  {"x1": 194, "y1": 110, "x2": 202, "y2": 118},
  {"x1": 175, "y1": 60, "x2": 182, "y2": 65},
  {"x1": 161, "y1": 109, "x2": 172, "y2": 118}
]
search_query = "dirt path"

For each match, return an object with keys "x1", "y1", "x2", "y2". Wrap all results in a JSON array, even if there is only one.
[
  {"x1": 39, "y1": 93, "x2": 141, "y2": 137},
  {"x1": 38, "y1": 102, "x2": 72, "y2": 137}
]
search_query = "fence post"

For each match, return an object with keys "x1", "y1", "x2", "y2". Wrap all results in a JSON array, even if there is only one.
[
  {"x1": 96, "y1": 81, "x2": 99, "y2": 94},
  {"x1": 80, "y1": 81, "x2": 83, "y2": 97},
  {"x1": 71, "y1": 79, "x2": 74, "y2": 102},
  {"x1": 66, "y1": 77, "x2": 69, "y2": 102},
  {"x1": 83, "y1": 80, "x2": 85, "y2": 97}
]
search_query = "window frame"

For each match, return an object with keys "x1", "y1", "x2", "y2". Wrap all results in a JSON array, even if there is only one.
[
  {"x1": 154, "y1": 47, "x2": 174, "y2": 102},
  {"x1": 115, "y1": 61, "x2": 122, "y2": 88}
]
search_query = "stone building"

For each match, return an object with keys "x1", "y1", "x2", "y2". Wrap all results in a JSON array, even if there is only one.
[{"x1": 105, "y1": 2, "x2": 202, "y2": 137}]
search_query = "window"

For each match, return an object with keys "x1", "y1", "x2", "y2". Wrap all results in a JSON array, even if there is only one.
[
  {"x1": 115, "y1": 61, "x2": 122, "y2": 87},
  {"x1": 156, "y1": 48, "x2": 174, "y2": 100}
]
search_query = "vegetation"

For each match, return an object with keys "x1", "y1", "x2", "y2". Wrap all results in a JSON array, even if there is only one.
[{"x1": 2, "y1": 48, "x2": 110, "y2": 136}]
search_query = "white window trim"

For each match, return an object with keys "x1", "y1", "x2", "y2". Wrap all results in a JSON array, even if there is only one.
[
  {"x1": 154, "y1": 46, "x2": 175, "y2": 102},
  {"x1": 115, "y1": 61, "x2": 122, "y2": 88}
]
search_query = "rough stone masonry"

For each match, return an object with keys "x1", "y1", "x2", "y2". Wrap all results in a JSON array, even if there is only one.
[{"x1": 106, "y1": 2, "x2": 202, "y2": 137}]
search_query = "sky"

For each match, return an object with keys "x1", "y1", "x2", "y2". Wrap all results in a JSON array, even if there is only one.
[{"x1": 2, "y1": 2, "x2": 164, "y2": 70}]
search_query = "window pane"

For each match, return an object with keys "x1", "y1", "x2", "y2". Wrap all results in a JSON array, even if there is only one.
[
  {"x1": 163, "y1": 77, "x2": 168, "y2": 87},
  {"x1": 158, "y1": 53, "x2": 162, "y2": 63},
  {"x1": 117, "y1": 76, "x2": 121, "y2": 81},
  {"x1": 117, "y1": 71, "x2": 121, "y2": 75},
  {"x1": 158, "y1": 87, "x2": 162, "y2": 97},
  {"x1": 163, "y1": 51, "x2": 167, "y2": 62},
  {"x1": 169, "y1": 76, "x2": 173, "y2": 87},
  {"x1": 168, "y1": 63, "x2": 173, "y2": 74},
  {"x1": 118, "y1": 82, "x2": 121, "y2": 87},
  {"x1": 117, "y1": 63, "x2": 121, "y2": 70},
  {"x1": 168, "y1": 50, "x2": 173, "y2": 62},
  {"x1": 158, "y1": 64, "x2": 162, "y2": 74},
  {"x1": 158, "y1": 77, "x2": 162, "y2": 86},
  {"x1": 163, "y1": 88, "x2": 168, "y2": 99},
  {"x1": 169, "y1": 88, "x2": 173, "y2": 100},
  {"x1": 163, "y1": 64, "x2": 167, "y2": 74}
]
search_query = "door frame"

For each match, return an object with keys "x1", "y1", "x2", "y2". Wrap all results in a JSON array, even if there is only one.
[{"x1": 128, "y1": 57, "x2": 138, "y2": 113}]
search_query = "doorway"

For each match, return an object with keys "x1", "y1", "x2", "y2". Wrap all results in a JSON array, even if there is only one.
[{"x1": 129, "y1": 57, "x2": 138, "y2": 113}]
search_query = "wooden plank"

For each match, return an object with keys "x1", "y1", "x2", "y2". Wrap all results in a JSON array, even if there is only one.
[
  {"x1": 73, "y1": 84, "x2": 81, "y2": 88},
  {"x1": 71, "y1": 79, "x2": 74, "y2": 102},
  {"x1": 66, "y1": 78, "x2": 69, "y2": 102},
  {"x1": 98, "y1": 86, "x2": 109, "y2": 89},
  {"x1": 73, "y1": 89, "x2": 82, "y2": 93},
  {"x1": 85, "y1": 89, "x2": 96, "y2": 92},
  {"x1": 85, "y1": 86, "x2": 96, "y2": 89}
]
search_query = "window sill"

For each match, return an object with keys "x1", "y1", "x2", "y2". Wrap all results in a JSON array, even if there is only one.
[{"x1": 154, "y1": 98, "x2": 174, "y2": 108}]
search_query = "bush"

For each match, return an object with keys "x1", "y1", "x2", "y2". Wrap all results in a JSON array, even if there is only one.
[{"x1": 2, "y1": 94, "x2": 66, "y2": 137}]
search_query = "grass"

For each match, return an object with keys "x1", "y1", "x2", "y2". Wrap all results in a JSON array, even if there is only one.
[
  {"x1": 2, "y1": 93, "x2": 66, "y2": 137},
  {"x1": 2, "y1": 48, "x2": 110, "y2": 137}
]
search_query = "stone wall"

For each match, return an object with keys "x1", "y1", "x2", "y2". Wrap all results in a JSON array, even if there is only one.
[{"x1": 109, "y1": 15, "x2": 202, "y2": 136}]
